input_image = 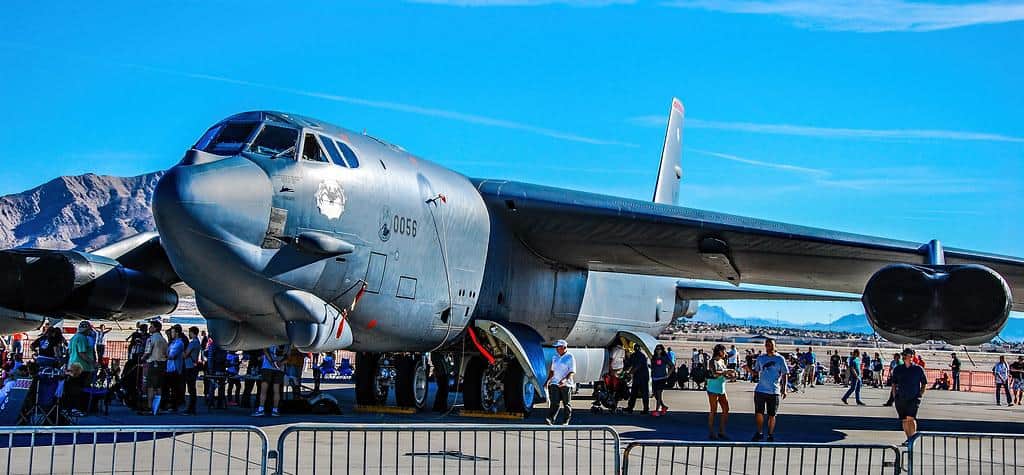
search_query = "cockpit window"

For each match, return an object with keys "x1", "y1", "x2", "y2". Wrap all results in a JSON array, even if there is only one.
[
  {"x1": 248, "y1": 124, "x2": 298, "y2": 158},
  {"x1": 319, "y1": 135, "x2": 346, "y2": 167},
  {"x1": 197, "y1": 122, "x2": 259, "y2": 155},
  {"x1": 334, "y1": 140, "x2": 361, "y2": 168},
  {"x1": 301, "y1": 133, "x2": 329, "y2": 163}
]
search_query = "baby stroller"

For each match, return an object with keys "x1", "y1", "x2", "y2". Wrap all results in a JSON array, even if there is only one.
[
  {"x1": 590, "y1": 371, "x2": 631, "y2": 414},
  {"x1": 690, "y1": 365, "x2": 707, "y2": 390},
  {"x1": 111, "y1": 357, "x2": 145, "y2": 411},
  {"x1": 675, "y1": 364, "x2": 690, "y2": 389},
  {"x1": 788, "y1": 365, "x2": 805, "y2": 393}
]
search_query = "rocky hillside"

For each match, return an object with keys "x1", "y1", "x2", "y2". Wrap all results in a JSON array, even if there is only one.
[{"x1": 0, "y1": 171, "x2": 163, "y2": 251}]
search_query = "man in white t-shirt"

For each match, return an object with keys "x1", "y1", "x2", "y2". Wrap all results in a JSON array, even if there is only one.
[
  {"x1": 727, "y1": 345, "x2": 738, "y2": 369},
  {"x1": 546, "y1": 340, "x2": 576, "y2": 426}
]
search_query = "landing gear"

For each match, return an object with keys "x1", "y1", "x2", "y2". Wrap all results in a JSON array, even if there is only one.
[
  {"x1": 462, "y1": 356, "x2": 535, "y2": 416},
  {"x1": 355, "y1": 352, "x2": 392, "y2": 406},
  {"x1": 395, "y1": 356, "x2": 429, "y2": 409},
  {"x1": 505, "y1": 363, "x2": 535, "y2": 415},
  {"x1": 356, "y1": 352, "x2": 429, "y2": 410}
]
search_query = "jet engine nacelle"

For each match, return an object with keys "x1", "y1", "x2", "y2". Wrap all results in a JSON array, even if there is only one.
[
  {"x1": 0, "y1": 249, "x2": 178, "y2": 319},
  {"x1": 862, "y1": 264, "x2": 1012, "y2": 345}
]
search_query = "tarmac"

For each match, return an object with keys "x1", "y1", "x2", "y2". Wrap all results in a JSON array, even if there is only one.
[{"x1": 5, "y1": 373, "x2": 1003, "y2": 474}]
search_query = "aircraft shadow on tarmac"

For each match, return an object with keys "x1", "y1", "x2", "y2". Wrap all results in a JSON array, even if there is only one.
[{"x1": 79, "y1": 383, "x2": 1024, "y2": 445}]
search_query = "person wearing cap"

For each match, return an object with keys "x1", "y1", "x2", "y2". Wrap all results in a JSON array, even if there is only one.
[
  {"x1": 891, "y1": 348, "x2": 927, "y2": 443},
  {"x1": 545, "y1": 340, "x2": 576, "y2": 425}
]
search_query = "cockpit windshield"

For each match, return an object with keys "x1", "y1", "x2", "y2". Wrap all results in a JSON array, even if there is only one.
[
  {"x1": 248, "y1": 124, "x2": 299, "y2": 159},
  {"x1": 194, "y1": 121, "x2": 259, "y2": 156}
]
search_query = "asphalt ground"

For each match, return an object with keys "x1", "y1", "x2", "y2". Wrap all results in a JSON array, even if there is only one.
[{"x1": 0, "y1": 372, "x2": 1006, "y2": 474}]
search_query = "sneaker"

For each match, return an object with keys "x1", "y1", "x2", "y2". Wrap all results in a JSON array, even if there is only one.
[
  {"x1": 752, "y1": 433, "x2": 763, "y2": 442},
  {"x1": 271, "y1": 410, "x2": 280, "y2": 417},
  {"x1": 856, "y1": 401, "x2": 866, "y2": 406},
  {"x1": 545, "y1": 418, "x2": 554, "y2": 426},
  {"x1": 767, "y1": 435, "x2": 775, "y2": 442},
  {"x1": 660, "y1": 407, "x2": 668, "y2": 416},
  {"x1": 251, "y1": 410, "x2": 264, "y2": 417},
  {"x1": 650, "y1": 410, "x2": 660, "y2": 417},
  {"x1": 717, "y1": 433, "x2": 729, "y2": 441},
  {"x1": 841, "y1": 398, "x2": 848, "y2": 405},
  {"x1": 560, "y1": 418, "x2": 570, "y2": 426}
]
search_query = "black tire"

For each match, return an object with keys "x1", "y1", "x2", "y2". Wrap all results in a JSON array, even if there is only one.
[
  {"x1": 431, "y1": 353, "x2": 452, "y2": 412},
  {"x1": 395, "y1": 357, "x2": 428, "y2": 410},
  {"x1": 355, "y1": 352, "x2": 381, "y2": 406},
  {"x1": 504, "y1": 363, "x2": 535, "y2": 416},
  {"x1": 462, "y1": 356, "x2": 486, "y2": 411}
]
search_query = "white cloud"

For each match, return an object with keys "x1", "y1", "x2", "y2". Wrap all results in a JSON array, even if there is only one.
[
  {"x1": 690, "y1": 148, "x2": 829, "y2": 176},
  {"x1": 628, "y1": 115, "x2": 1024, "y2": 143},
  {"x1": 661, "y1": 0, "x2": 1024, "y2": 32},
  {"x1": 147, "y1": 68, "x2": 637, "y2": 148},
  {"x1": 689, "y1": 149, "x2": 1010, "y2": 194},
  {"x1": 0, "y1": 42, "x2": 636, "y2": 148}
]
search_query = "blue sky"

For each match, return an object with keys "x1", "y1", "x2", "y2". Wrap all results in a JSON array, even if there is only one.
[{"x1": 1, "y1": 1, "x2": 1022, "y2": 324}]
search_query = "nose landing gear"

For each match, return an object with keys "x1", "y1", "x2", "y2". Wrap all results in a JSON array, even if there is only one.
[{"x1": 354, "y1": 352, "x2": 429, "y2": 410}]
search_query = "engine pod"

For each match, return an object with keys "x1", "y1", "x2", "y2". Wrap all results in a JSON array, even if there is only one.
[{"x1": 862, "y1": 264, "x2": 1012, "y2": 345}]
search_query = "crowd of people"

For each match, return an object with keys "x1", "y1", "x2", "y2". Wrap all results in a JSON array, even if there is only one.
[
  {"x1": 0, "y1": 320, "x2": 342, "y2": 422},
  {"x1": 2, "y1": 321, "x2": 1022, "y2": 443}
]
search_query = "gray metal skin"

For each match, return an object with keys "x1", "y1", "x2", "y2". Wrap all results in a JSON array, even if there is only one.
[{"x1": 153, "y1": 111, "x2": 656, "y2": 354}]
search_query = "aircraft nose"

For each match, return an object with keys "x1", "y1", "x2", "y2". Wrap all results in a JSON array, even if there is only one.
[{"x1": 153, "y1": 156, "x2": 273, "y2": 252}]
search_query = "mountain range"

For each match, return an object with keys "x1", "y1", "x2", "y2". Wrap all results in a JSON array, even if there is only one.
[
  {"x1": 692, "y1": 304, "x2": 1024, "y2": 342},
  {"x1": 0, "y1": 171, "x2": 162, "y2": 251}
]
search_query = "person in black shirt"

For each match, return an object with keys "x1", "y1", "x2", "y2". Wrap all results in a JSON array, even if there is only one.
[
  {"x1": 829, "y1": 352, "x2": 841, "y2": 384},
  {"x1": 623, "y1": 349, "x2": 650, "y2": 414},
  {"x1": 891, "y1": 348, "x2": 927, "y2": 443},
  {"x1": 950, "y1": 353, "x2": 962, "y2": 391},
  {"x1": 31, "y1": 327, "x2": 67, "y2": 361},
  {"x1": 1010, "y1": 356, "x2": 1024, "y2": 406}
]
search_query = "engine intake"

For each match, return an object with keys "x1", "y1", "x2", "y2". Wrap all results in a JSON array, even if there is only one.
[
  {"x1": 0, "y1": 249, "x2": 177, "y2": 319},
  {"x1": 862, "y1": 264, "x2": 1012, "y2": 345}
]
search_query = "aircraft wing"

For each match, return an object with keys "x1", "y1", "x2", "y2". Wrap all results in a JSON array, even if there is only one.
[
  {"x1": 0, "y1": 231, "x2": 184, "y2": 333},
  {"x1": 474, "y1": 179, "x2": 1024, "y2": 310}
]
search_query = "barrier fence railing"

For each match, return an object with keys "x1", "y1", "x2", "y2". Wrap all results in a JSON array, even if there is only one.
[
  {"x1": 0, "y1": 425, "x2": 269, "y2": 475},
  {"x1": 274, "y1": 423, "x2": 621, "y2": 475},
  {"x1": 622, "y1": 440, "x2": 902, "y2": 475},
  {"x1": 3, "y1": 425, "x2": 1022, "y2": 475},
  {"x1": 906, "y1": 431, "x2": 1024, "y2": 475}
]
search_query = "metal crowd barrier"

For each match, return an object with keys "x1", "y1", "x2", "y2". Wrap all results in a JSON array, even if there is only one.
[
  {"x1": 906, "y1": 431, "x2": 1023, "y2": 474},
  {"x1": 621, "y1": 440, "x2": 902, "y2": 475},
  {"x1": 274, "y1": 423, "x2": 621, "y2": 475},
  {"x1": 0, "y1": 425, "x2": 269, "y2": 475}
]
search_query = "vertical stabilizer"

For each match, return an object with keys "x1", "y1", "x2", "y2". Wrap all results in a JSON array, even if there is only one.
[{"x1": 652, "y1": 97, "x2": 685, "y2": 205}]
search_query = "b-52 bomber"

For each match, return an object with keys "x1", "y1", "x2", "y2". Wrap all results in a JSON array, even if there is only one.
[{"x1": 1, "y1": 99, "x2": 1020, "y2": 414}]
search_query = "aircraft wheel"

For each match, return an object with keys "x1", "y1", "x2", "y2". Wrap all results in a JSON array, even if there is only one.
[
  {"x1": 504, "y1": 363, "x2": 535, "y2": 416},
  {"x1": 355, "y1": 352, "x2": 390, "y2": 406},
  {"x1": 395, "y1": 356, "x2": 428, "y2": 410},
  {"x1": 462, "y1": 356, "x2": 486, "y2": 411}
]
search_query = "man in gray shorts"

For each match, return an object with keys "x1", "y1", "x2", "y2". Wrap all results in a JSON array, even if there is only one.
[{"x1": 751, "y1": 338, "x2": 788, "y2": 442}]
